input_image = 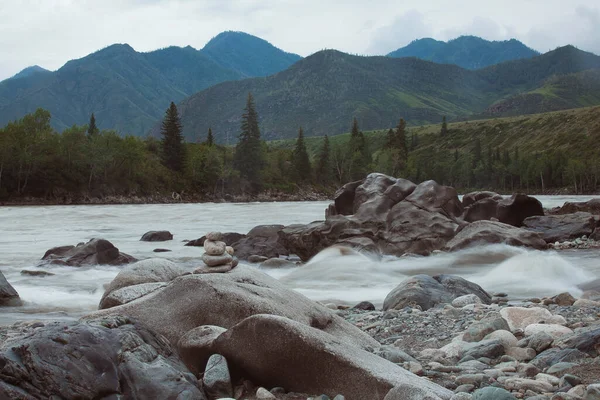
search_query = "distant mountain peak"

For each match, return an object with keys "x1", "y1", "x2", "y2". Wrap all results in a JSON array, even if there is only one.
[
  {"x1": 9, "y1": 65, "x2": 50, "y2": 80},
  {"x1": 388, "y1": 36, "x2": 540, "y2": 70}
]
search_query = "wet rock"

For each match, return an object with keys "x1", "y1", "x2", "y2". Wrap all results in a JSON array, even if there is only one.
[
  {"x1": 89, "y1": 265, "x2": 379, "y2": 353},
  {"x1": 259, "y1": 258, "x2": 296, "y2": 269},
  {"x1": 383, "y1": 274, "x2": 491, "y2": 311},
  {"x1": 100, "y1": 282, "x2": 166, "y2": 309},
  {"x1": 549, "y1": 199, "x2": 600, "y2": 215},
  {"x1": 445, "y1": 221, "x2": 547, "y2": 252},
  {"x1": 530, "y1": 348, "x2": 589, "y2": 370},
  {"x1": 42, "y1": 238, "x2": 136, "y2": 267},
  {"x1": 496, "y1": 194, "x2": 544, "y2": 227},
  {"x1": 523, "y1": 213, "x2": 597, "y2": 243},
  {"x1": 553, "y1": 325, "x2": 600, "y2": 356},
  {"x1": 20, "y1": 269, "x2": 54, "y2": 277},
  {"x1": 140, "y1": 230, "x2": 173, "y2": 242},
  {"x1": 0, "y1": 316, "x2": 205, "y2": 399},
  {"x1": 153, "y1": 248, "x2": 171, "y2": 253},
  {"x1": 233, "y1": 225, "x2": 289, "y2": 260},
  {"x1": 203, "y1": 354, "x2": 233, "y2": 399},
  {"x1": 211, "y1": 314, "x2": 452, "y2": 399},
  {"x1": 353, "y1": 301, "x2": 376, "y2": 311},
  {"x1": 0, "y1": 271, "x2": 21, "y2": 306},
  {"x1": 185, "y1": 232, "x2": 246, "y2": 247}
]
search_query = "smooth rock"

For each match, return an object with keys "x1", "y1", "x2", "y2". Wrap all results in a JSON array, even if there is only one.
[
  {"x1": 528, "y1": 331, "x2": 555, "y2": 353},
  {"x1": 232, "y1": 224, "x2": 289, "y2": 260},
  {"x1": 500, "y1": 307, "x2": 567, "y2": 331},
  {"x1": 553, "y1": 292, "x2": 577, "y2": 306},
  {"x1": 463, "y1": 314, "x2": 510, "y2": 342},
  {"x1": 194, "y1": 263, "x2": 234, "y2": 274},
  {"x1": 585, "y1": 384, "x2": 600, "y2": 400},
  {"x1": 485, "y1": 330, "x2": 518, "y2": 350},
  {"x1": 523, "y1": 213, "x2": 597, "y2": 243},
  {"x1": 353, "y1": 301, "x2": 376, "y2": 311},
  {"x1": 445, "y1": 220, "x2": 547, "y2": 251},
  {"x1": 0, "y1": 271, "x2": 21, "y2": 306},
  {"x1": 140, "y1": 230, "x2": 173, "y2": 242},
  {"x1": 203, "y1": 240, "x2": 227, "y2": 256},
  {"x1": 472, "y1": 387, "x2": 516, "y2": 400},
  {"x1": 100, "y1": 282, "x2": 166, "y2": 309},
  {"x1": 256, "y1": 387, "x2": 277, "y2": 399},
  {"x1": 177, "y1": 325, "x2": 227, "y2": 375},
  {"x1": 573, "y1": 299, "x2": 600, "y2": 308},
  {"x1": 211, "y1": 314, "x2": 452, "y2": 399},
  {"x1": 530, "y1": 349, "x2": 588, "y2": 370},
  {"x1": 206, "y1": 231, "x2": 223, "y2": 241},
  {"x1": 453, "y1": 294, "x2": 483, "y2": 308},
  {"x1": 42, "y1": 238, "x2": 136, "y2": 267},
  {"x1": 203, "y1": 354, "x2": 233, "y2": 399},
  {"x1": 554, "y1": 326, "x2": 600, "y2": 356},
  {"x1": 202, "y1": 253, "x2": 233, "y2": 267},
  {"x1": 504, "y1": 377, "x2": 553, "y2": 392}
]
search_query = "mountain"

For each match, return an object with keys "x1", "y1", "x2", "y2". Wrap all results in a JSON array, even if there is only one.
[
  {"x1": 168, "y1": 46, "x2": 600, "y2": 142},
  {"x1": 9, "y1": 65, "x2": 51, "y2": 80},
  {"x1": 200, "y1": 31, "x2": 302, "y2": 77},
  {"x1": 0, "y1": 32, "x2": 301, "y2": 134},
  {"x1": 387, "y1": 36, "x2": 539, "y2": 70}
]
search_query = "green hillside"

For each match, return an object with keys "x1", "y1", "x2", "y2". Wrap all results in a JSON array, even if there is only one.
[
  {"x1": 172, "y1": 46, "x2": 600, "y2": 143},
  {"x1": 388, "y1": 36, "x2": 539, "y2": 69}
]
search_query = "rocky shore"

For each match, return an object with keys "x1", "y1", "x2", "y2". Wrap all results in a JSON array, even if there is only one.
[{"x1": 1, "y1": 174, "x2": 599, "y2": 399}]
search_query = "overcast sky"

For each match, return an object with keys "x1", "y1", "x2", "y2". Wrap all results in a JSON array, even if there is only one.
[{"x1": 1, "y1": 0, "x2": 599, "y2": 80}]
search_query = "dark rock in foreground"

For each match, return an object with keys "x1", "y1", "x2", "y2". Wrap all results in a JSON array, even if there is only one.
[
  {"x1": 523, "y1": 212, "x2": 598, "y2": 243},
  {"x1": 445, "y1": 220, "x2": 547, "y2": 251},
  {"x1": 383, "y1": 274, "x2": 492, "y2": 311},
  {"x1": 0, "y1": 271, "x2": 21, "y2": 306},
  {"x1": 42, "y1": 238, "x2": 136, "y2": 267},
  {"x1": 140, "y1": 230, "x2": 173, "y2": 242},
  {"x1": 0, "y1": 316, "x2": 205, "y2": 399},
  {"x1": 461, "y1": 192, "x2": 544, "y2": 227}
]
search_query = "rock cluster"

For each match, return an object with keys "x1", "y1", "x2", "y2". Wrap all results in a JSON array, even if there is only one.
[
  {"x1": 196, "y1": 231, "x2": 238, "y2": 273},
  {"x1": 41, "y1": 238, "x2": 136, "y2": 267}
]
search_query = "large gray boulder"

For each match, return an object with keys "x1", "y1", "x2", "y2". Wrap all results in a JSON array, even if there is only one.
[
  {"x1": 496, "y1": 194, "x2": 544, "y2": 227},
  {"x1": 211, "y1": 314, "x2": 453, "y2": 400},
  {"x1": 231, "y1": 225, "x2": 289, "y2": 260},
  {"x1": 42, "y1": 238, "x2": 136, "y2": 267},
  {"x1": 549, "y1": 198, "x2": 600, "y2": 215},
  {"x1": 383, "y1": 274, "x2": 492, "y2": 311},
  {"x1": 445, "y1": 220, "x2": 547, "y2": 251},
  {"x1": 88, "y1": 265, "x2": 378, "y2": 352},
  {"x1": 140, "y1": 230, "x2": 173, "y2": 242},
  {"x1": 462, "y1": 191, "x2": 503, "y2": 208},
  {"x1": 523, "y1": 212, "x2": 597, "y2": 243},
  {"x1": 99, "y1": 258, "x2": 187, "y2": 309},
  {"x1": 0, "y1": 271, "x2": 21, "y2": 306},
  {"x1": 0, "y1": 316, "x2": 205, "y2": 399}
]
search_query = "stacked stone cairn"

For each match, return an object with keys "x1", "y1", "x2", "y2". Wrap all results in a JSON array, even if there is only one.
[{"x1": 195, "y1": 231, "x2": 238, "y2": 274}]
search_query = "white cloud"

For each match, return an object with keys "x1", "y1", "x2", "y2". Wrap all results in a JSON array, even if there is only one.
[{"x1": 0, "y1": 0, "x2": 598, "y2": 80}]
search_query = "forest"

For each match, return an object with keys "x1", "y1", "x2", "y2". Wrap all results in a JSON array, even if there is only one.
[{"x1": 0, "y1": 99, "x2": 599, "y2": 203}]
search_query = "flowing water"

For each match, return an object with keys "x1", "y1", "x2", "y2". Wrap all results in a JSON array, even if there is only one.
[{"x1": 1, "y1": 196, "x2": 599, "y2": 326}]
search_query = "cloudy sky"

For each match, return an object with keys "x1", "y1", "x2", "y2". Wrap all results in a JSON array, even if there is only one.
[{"x1": 1, "y1": 0, "x2": 599, "y2": 80}]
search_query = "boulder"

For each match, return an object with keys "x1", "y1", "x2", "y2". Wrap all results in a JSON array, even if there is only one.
[
  {"x1": 553, "y1": 325, "x2": 600, "y2": 357},
  {"x1": 462, "y1": 197, "x2": 500, "y2": 223},
  {"x1": 41, "y1": 238, "x2": 136, "y2": 267},
  {"x1": 203, "y1": 354, "x2": 233, "y2": 399},
  {"x1": 496, "y1": 194, "x2": 544, "y2": 227},
  {"x1": 232, "y1": 225, "x2": 289, "y2": 260},
  {"x1": 549, "y1": 199, "x2": 600, "y2": 215},
  {"x1": 211, "y1": 314, "x2": 452, "y2": 400},
  {"x1": 530, "y1": 348, "x2": 589, "y2": 370},
  {"x1": 522, "y1": 212, "x2": 597, "y2": 243},
  {"x1": 445, "y1": 221, "x2": 547, "y2": 252},
  {"x1": 259, "y1": 258, "x2": 297, "y2": 269},
  {"x1": 353, "y1": 174, "x2": 416, "y2": 218},
  {"x1": 462, "y1": 191, "x2": 503, "y2": 208},
  {"x1": 383, "y1": 274, "x2": 491, "y2": 311},
  {"x1": 178, "y1": 325, "x2": 227, "y2": 375},
  {"x1": 332, "y1": 179, "x2": 363, "y2": 215},
  {"x1": 99, "y1": 258, "x2": 187, "y2": 309},
  {"x1": 0, "y1": 316, "x2": 205, "y2": 399},
  {"x1": 463, "y1": 314, "x2": 510, "y2": 342},
  {"x1": 404, "y1": 180, "x2": 463, "y2": 219},
  {"x1": 185, "y1": 232, "x2": 246, "y2": 247},
  {"x1": 100, "y1": 282, "x2": 167, "y2": 309},
  {"x1": 88, "y1": 265, "x2": 379, "y2": 352},
  {"x1": 0, "y1": 271, "x2": 21, "y2": 306},
  {"x1": 499, "y1": 307, "x2": 567, "y2": 331},
  {"x1": 140, "y1": 230, "x2": 173, "y2": 242},
  {"x1": 524, "y1": 324, "x2": 573, "y2": 338}
]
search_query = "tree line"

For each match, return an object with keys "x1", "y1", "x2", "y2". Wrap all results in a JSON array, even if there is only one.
[{"x1": 0, "y1": 95, "x2": 598, "y2": 202}]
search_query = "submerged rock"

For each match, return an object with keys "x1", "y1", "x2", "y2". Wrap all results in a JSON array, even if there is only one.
[
  {"x1": 0, "y1": 316, "x2": 205, "y2": 399},
  {"x1": 140, "y1": 230, "x2": 173, "y2": 242},
  {"x1": 0, "y1": 271, "x2": 21, "y2": 306},
  {"x1": 42, "y1": 238, "x2": 136, "y2": 267}
]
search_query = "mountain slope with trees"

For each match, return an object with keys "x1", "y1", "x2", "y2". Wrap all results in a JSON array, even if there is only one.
[
  {"x1": 387, "y1": 36, "x2": 540, "y2": 69},
  {"x1": 0, "y1": 32, "x2": 302, "y2": 135},
  {"x1": 173, "y1": 46, "x2": 600, "y2": 143}
]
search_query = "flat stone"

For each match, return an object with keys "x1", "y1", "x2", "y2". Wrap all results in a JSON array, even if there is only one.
[
  {"x1": 472, "y1": 387, "x2": 516, "y2": 399},
  {"x1": 453, "y1": 294, "x2": 483, "y2": 308},
  {"x1": 500, "y1": 307, "x2": 567, "y2": 331},
  {"x1": 201, "y1": 253, "x2": 233, "y2": 267},
  {"x1": 525, "y1": 323, "x2": 573, "y2": 338},
  {"x1": 484, "y1": 330, "x2": 518, "y2": 350},
  {"x1": 503, "y1": 377, "x2": 553, "y2": 392},
  {"x1": 203, "y1": 354, "x2": 233, "y2": 399}
]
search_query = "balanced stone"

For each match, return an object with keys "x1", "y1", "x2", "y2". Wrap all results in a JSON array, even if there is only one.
[
  {"x1": 206, "y1": 231, "x2": 223, "y2": 241},
  {"x1": 204, "y1": 240, "x2": 226, "y2": 256},
  {"x1": 202, "y1": 253, "x2": 233, "y2": 267}
]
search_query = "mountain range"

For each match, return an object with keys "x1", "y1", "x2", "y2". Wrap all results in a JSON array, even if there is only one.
[
  {"x1": 171, "y1": 45, "x2": 600, "y2": 142},
  {"x1": 388, "y1": 36, "x2": 539, "y2": 69},
  {"x1": 0, "y1": 31, "x2": 301, "y2": 134},
  {"x1": 1, "y1": 33, "x2": 599, "y2": 140}
]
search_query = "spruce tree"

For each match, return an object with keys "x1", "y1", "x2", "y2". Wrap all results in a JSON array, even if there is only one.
[
  {"x1": 206, "y1": 127, "x2": 214, "y2": 146},
  {"x1": 234, "y1": 93, "x2": 264, "y2": 189},
  {"x1": 440, "y1": 116, "x2": 448, "y2": 137},
  {"x1": 316, "y1": 135, "x2": 331, "y2": 184},
  {"x1": 87, "y1": 113, "x2": 99, "y2": 136},
  {"x1": 395, "y1": 118, "x2": 408, "y2": 157},
  {"x1": 293, "y1": 127, "x2": 311, "y2": 182},
  {"x1": 160, "y1": 102, "x2": 185, "y2": 172}
]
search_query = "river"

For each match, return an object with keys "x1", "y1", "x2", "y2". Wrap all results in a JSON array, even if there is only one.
[{"x1": 1, "y1": 196, "x2": 599, "y2": 326}]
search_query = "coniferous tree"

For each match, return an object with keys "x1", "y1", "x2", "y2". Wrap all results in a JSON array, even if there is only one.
[
  {"x1": 395, "y1": 118, "x2": 408, "y2": 157},
  {"x1": 292, "y1": 127, "x2": 311, "y2": 182},
  {"x1": 206, "y1": 127, "x2": 214, "y2": 146},
  {"x1": 316, "y1": 135, "x2": 331, "y2": 184},
  {"x1": 234, "y1": 93, "x2": 264, "y2": 189},
  {"x1": 160, "y1": 102, "x2": 185, "y2": 172},
  {"x1": 440, "y1": 116, "x2": 448, "y2": 137},
  {"x1": 87, "y1": 113, "x2": 99, "y2": 136}
]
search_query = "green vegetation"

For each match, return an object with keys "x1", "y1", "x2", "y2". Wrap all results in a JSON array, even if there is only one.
[
  {"x1": 388, "y1": 36, "x2": 539, "y2": 70},
  {"x1": 234, "y1": 94, "x2": 265, "y2": 191},
  {"x1": 177, "y1": 46, "x2": 600, "y2": 143},
  {"x1": 160, "y1": 102, "x2": 186, "y2": 172},
  {"x1": 0, "y1": 32, "x2": 302, "y2": 135}
]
